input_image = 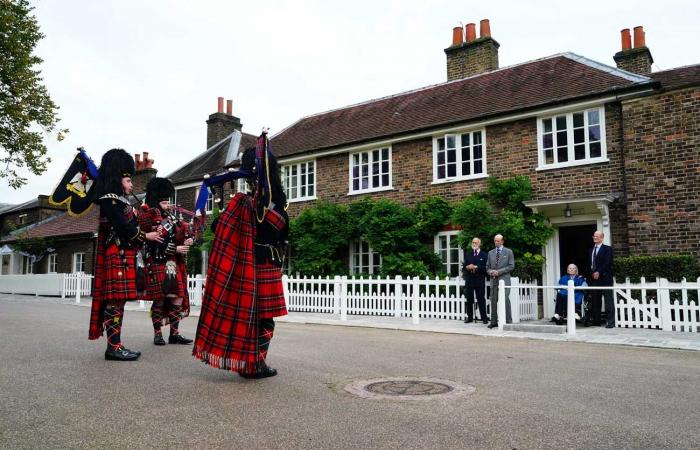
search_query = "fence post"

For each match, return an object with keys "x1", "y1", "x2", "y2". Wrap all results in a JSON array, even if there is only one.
[
  {"x1": 340, "y1": 276, "x2": 348, "y2": 321},
  {"x1": 333, "y1": 275, "x2": 341, "y2": 315},
  {"x1": 511, "y1": 277, "x2": 521, "y2": 324},
  {"x1": 498, "y1": 280, "x2": 506, "y2": 331},
  {"x1": 566, "y1": 279, "x2": 576, "y2": 336},
  {"x1": 658, "y1": 278, "x2": 672, "y2": 331},
  {"x1": 394, "y1": 275, "x2": 402, "y2": 318},
  {"x1": 411, "y1": 276, "x2": 420, "y2": 325},
  {"x1": 75, "y1": 274, "x2": 81, "y2": 304},
  {"x1": 61, "y1": 274, "x2": 66, "y2": 299}
]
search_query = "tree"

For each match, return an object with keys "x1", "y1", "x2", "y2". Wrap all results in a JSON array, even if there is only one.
[{"x1": 1, "y1": 0, "x2": 67, "y2": 189}]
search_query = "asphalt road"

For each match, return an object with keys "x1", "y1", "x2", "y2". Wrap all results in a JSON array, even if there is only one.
[{"x1": 1, "y1": 296, "x2": 699, "y2": 449}]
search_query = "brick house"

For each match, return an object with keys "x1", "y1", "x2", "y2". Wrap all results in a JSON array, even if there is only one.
[
  {"x1": 0, "y1": 154, "x2": 157, "y2": 275},
  {"x1": 168, "y1": 21, "x2": 699, "y2": 311}
]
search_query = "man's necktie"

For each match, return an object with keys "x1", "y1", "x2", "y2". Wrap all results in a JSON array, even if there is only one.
[
  {"x1": 592, "y1": 247, "x2": 598, "y2": 271},
  {"x1": 496, "y1": 248, "x2": 501, "y2": 266}
]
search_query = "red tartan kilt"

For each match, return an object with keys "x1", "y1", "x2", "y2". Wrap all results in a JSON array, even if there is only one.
[
  {"x1": 145, "y1": 259, "x2": 187, "y2": 301},
  {"x1": 256, "y1": 262, "x2": 287, "y2": 319},
  {"x1": 100, "y1": 244, "x2": 138, "y2": 302}
]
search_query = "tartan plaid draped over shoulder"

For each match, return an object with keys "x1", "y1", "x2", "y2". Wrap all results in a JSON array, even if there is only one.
[{"x1": 192, "y1": 193, "x2": 261, "y2": 373}]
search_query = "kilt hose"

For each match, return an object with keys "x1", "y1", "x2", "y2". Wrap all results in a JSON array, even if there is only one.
[
  {"x1": 89, "y1": 225, "x2": 139, "y2": 341},
  {"x1": 193, "y1": 193, "x2": 287, "y2": 375}
]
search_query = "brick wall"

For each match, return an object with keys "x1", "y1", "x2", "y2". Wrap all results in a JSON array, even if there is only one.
[
  {"x1": 29, "y1": 236, "x2": 96, "y2": 274},
  {"x1": 287, "y1": 103, "x2": 630, "y2": 255},
  {"x1": 622, "y1": 86, "x2": 700, "y2": 259}
]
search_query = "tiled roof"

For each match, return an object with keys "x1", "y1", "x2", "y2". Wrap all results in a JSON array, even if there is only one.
[
  {"x1": 1, "y1": 207, "x2": 98, "y2": 242},
  {"x1": 168, "y1": 131, "x2": 257, "y2": 185},
  {"x1": 270, "y1": 53, "x2": 655, "y2": 158},
  {"x1": 0, "y1": 198, "x2": 40, "y2": 215},
  {"x1": 650, "y1": 64, "x2": 700, "y2": 90}
]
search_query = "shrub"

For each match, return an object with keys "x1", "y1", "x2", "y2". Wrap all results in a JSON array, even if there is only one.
[{"x1": 613, "y1": 254, "x2": 700, "y2": 282}]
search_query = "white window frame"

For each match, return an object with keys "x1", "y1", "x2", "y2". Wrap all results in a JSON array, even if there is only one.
[
  {"x1": 21, "y1": 255, "x2": 33, "y2": 274},
  {"x1": 434, "y1": 231, "x2": 463, "y2": 278},
  {"x1": 1, "y1": 254, "x2": 11, "y2": 275},
  {"x1": 348, "y1": 146, "x2": 393, "y2": 195},
  {"x1": 432, "y1": 129, "x2": 487, "y2": 184},
  {"x1": 47, "y1": 253, "x2": 57, "y2": 273},
  {"x1": 18, "y1": 213, "x2": 27, "y2": 225},
  {"x1": 195, "y1": 187, "x2": 215, "y2": 213},
  {"x1": 72, "y1": 252, "x2": 85, "y2": 273},
  {"x1": 282, "y1": 160, "x2": 316, "y2": 203},
  {"x1": 537, "y1": 106, "x2": 608, "y2": 170},
  {"x1": 348, "y1": 239, "x2": 382, "y2": 275}
]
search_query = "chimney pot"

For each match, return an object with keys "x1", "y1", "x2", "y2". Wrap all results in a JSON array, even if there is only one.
[
  {"x1": 226, "y1": 99, "x2": 233, "y2": 116},
  {"x1": 633, "y1": 26, "x2": 645, "y2": 48},
  {"x1": 479, "y1": 19, "x2": 491, "y2": 38},
  {"x1": 465, "y1": 23, "x2": 476, "y2": 42},
  {"x1": 135, "y1": 154, "x2": 141, "y2": 163},
  {"x1": 452, "y1": 26, "x2": 464, "y2": 46},
  {"x1": 620, "y1": 28, "x2": 631, "y2": 50},
  {"x1": 217, "y1": 96, "x2": 224, "y2": 113},
  {"x1": 142, "y1": 152, "x2": 149, "y2": 163}
]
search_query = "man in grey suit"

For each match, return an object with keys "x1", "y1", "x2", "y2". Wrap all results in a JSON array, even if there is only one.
[{"x1": 486, "y1": 234, "x2": 515, "y2": 328}]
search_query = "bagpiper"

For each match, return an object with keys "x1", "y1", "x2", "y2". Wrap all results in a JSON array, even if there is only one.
[
  {"x1": 88, "y1": 149, "x2": 163, "y2": 360},
  {"x1": 139, "y1": 177, "x2": 193, "y2": 346},
  {"x1": 193, "y1": 131, "x2": 288, "y2": 378}
]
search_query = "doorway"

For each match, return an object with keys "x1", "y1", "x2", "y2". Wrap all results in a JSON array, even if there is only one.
[{"x1": 558, "y1": 224, "x2": 596, "y2": 277}]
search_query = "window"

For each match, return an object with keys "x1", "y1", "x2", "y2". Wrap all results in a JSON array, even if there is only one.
[
  {"x1": 349, "y1": 147, "x2": 391, "y2": 193},
  {"x1": 433, "y1": 130, "x2": 486, "y2": 182},
  {"x1": 538, "y1": 107, "x2": 606, "y2": 169},
  {"x1": 21, "y1": 255, "x2": 33, "y2": 274},
  {"x1": 1, "y1": 254, "x2": 10, "y2": 275},
  {"x1": 282, "y1": 161, "x2": 315, "y2": 202},
  {"x1": 47, "y1": 253, "x2": 57, "y2": 273},
  {"x1": 18, "y1": 214, "x2": 27, "y2": 225},
  {"x1": 237, "y1": 178, "x2": 247, "y2": 194},
  {"x1": 434, "y1": 231, "x2": 462, "y2": 277},
  {"x1": 72, "y1": 252, "x2": 85, "y2": 273},
  {"x1": 349, "y1": 239, "x2": 382, "y2": 275}
]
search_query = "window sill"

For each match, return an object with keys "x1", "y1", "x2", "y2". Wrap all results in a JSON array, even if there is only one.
[
  {"x1": 536, "y1": 158, "x2": 609, "y2": 171},
  {"x1": 347, "y1": 186, "x2": 394, "y2": 196},
  {"x1": 431, "y1": 173, "x2": 487, "y2": 185},
  {"x1": 288, "y1": 195, "x2": 317, "y2": 203}
]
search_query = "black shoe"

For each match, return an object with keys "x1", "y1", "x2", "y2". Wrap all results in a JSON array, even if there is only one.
[
  {"x1": 240, "y1": 366, "x2": 278, "y2": 379},
  {"x1": 482, "y1": 317, "x2": 490, "y2": 324},
  {"x1": 168, "y1": 334, "x2": 193, "y2": 345},
  {"x1": 154, "y1": 335, "x2": 166, "y2": 346},
  {"x1": 122, "y1": 347, "x2": 141, "y2": 356},
  {"x1": 464, "y1": 317, "x2": 474, "y2": 324},
  {"x1": 605, "y1": 323, "x2": 615, "y2": 328},
  {"x1": 105, "y1": 346, "x2": 140, "y2": 361},
  {"x1": 556, "y1": 318, "x2": 564, "y2": 326},
  {"x1": 487, "y1": 323, "x2": 498, "y2": 329}
]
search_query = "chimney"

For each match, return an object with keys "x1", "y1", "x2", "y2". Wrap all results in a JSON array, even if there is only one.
[
  {"x1": 206, "y1": 96, "x2": 242, "y2": 149},
  {"x1": 444, "y1": 18, "x2": 500, "y2": 81},
  {"x1": 613, "y1": 26, "x2": 653, "y2": 75},
  {"x1": 131, "y1": 151, "x2": 157, "y2": 194}
]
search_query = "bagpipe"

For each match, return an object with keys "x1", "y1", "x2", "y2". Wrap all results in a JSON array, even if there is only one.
[{"x1": 193, "y1": 129, "x2": 274, "y2": 223}]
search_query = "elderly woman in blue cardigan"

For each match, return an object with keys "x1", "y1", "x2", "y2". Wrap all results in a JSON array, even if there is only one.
[{"x1": 552, "y1": 264, "x2": 587, "y2": 325}]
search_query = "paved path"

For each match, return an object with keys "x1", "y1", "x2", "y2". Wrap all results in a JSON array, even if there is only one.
[{"x1": 1, "y1": 294, "x2": 699, "y2": 449}]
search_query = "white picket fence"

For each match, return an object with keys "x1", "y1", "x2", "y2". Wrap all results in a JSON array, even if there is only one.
[
  {"x1": 612, "y1": 277, "x2": 700, "y2": 333},
  {"x1": 0, "y1": 272, "x2": 93, "y2": 301},
  {"x1": 283, "y1": 275, "x2": 538, "y2": 324}
]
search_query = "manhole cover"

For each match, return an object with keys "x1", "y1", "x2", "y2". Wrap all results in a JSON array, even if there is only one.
[{"x1": 344, "y1": 377, "x2": 475, "y2": 401}]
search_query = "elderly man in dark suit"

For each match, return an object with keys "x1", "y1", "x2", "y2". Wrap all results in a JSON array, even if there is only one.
[
  {"x1": 463, "y1": 237, "x2": 489, "y2": 324},
  {"x1": 587, "y1": 230, "x2": 615, "y2": 328},
  {"x1": 486, "y1": 234, "x2": 515, "y2": 329}
]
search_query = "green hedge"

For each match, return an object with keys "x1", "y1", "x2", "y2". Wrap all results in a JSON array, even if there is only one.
[{"x1": 613, "y1": 254, "x2": 699, "y2": 282}]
